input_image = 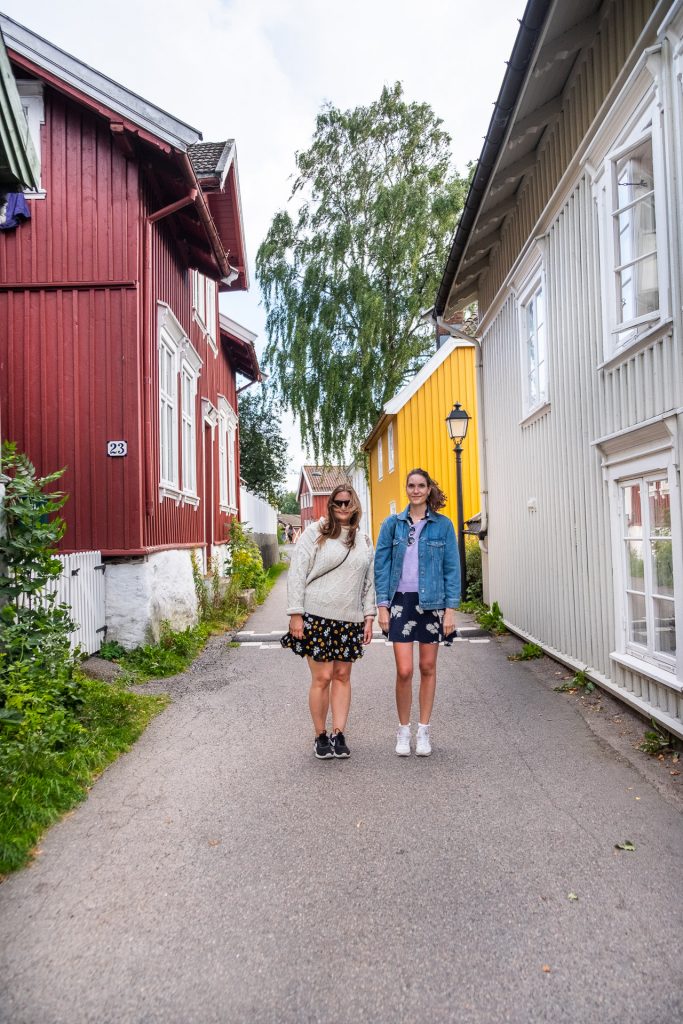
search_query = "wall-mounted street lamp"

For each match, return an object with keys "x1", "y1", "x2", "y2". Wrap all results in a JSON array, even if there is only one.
[{"x1": 445, "y1": 402, "x2": 471, "y2": 600}]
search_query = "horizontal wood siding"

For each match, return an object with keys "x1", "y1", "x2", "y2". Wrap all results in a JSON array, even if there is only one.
[
  {"x1": 478, "y1": 0, "x2": 658, "y2": 314},
  {"x1": 0, "y1": 85, "x2": 144, "y2": 554}
]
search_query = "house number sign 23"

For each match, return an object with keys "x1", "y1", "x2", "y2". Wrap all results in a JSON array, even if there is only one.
[{"x1": 107, "y1": 441, "x2": 128, "y2": 457}]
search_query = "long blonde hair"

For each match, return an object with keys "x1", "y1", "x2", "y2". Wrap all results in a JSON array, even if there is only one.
[{"x1": 318, "y1": 485, "x2": 362, "y2": 548}]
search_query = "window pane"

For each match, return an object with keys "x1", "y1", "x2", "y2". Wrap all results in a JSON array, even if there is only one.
[
  {"x1": 623, "y1": 484, "x2": 642, "y2": 538},
  {"x1": 617, "y1": 258, "x2": 658, "y2": 323},
  {"x1": 651, "y1": 540, "x2": 674, "y2": 598},
  {"x1": 627, "y1": 540, "x2": 645, "y2": 591},
  {"x1": 649, "y1": 479, "x2": 670, "y2": 536},
  {"x1": 615, "y1": 140, "x2": 654, "y2": 206},
  {"x1": 653, "y1": 597, "x2": 676, "y2": 656},
  {"x1": 628, "y1": 591, "x2": 647, "y2": 646}
]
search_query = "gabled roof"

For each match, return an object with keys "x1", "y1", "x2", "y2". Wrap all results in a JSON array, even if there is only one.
[
  {"x1": 363, "y1": 336, "x2": 474, "y2": 449},
  {"x1": 0, "y1": 13, "x2": 200, "y2": 152},
  {"x1": 219, "y1": 314, "x2": 260, "y2": 383},
  {"x1": 298, "y1": 465, "x2": 351, "y2": 498},
  {"x1": 1, "y1": 14, "x2": 250, "y2": 289}
]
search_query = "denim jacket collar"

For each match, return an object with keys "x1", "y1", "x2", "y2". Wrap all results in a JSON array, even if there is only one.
[{"x1": 397, "y1": 505, "x2": 432, "y2": 523}]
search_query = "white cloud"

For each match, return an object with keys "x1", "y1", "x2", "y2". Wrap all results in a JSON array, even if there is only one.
[{"x1": 2, "y1": 0, "x2": 526, "y2": 484}]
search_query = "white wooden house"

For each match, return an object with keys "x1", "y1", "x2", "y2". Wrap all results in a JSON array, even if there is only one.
[{"x1": 435, "y1": 0, "x2": 683, "y2": 737}]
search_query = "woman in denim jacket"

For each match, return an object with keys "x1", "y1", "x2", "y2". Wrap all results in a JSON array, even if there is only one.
[{"x1": 374, "y1": 468, "x2": 460, "y2": 756}]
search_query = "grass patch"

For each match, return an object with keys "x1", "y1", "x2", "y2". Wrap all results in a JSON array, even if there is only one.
[{"x1": 0, "y1": 675, "x2": 168, "y2": 875}]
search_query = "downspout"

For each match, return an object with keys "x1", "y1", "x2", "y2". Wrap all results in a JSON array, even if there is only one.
[
  {"x1": 435, "y1": 316, "x2": 489, "y2": 545},
  {"x1": 142, "y1": 190, "x2": 199, "y2": 519}
]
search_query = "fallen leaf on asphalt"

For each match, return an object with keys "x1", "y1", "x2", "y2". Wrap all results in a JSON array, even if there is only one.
[
  {"x1": 567, "y1": 893, "x2": 579, "y2": 901},
  {"x1": 208, "y1": 839, "x2": 221, "y2": 847},
  {"x1": 542, "y1": 965, "x2": 551, "y2": 973},
  {"x1": 356, "y1": 820, "x2": 364, "y2": 829},
  {"x1": 615, "y1": 840, "x2": 636, "y2": 851},
  {"x1": 671, "y1": 770, "x2": 680, "y2": 776},
  {"x1": 635, "y1": 796, "x2": 641, "y2": 801}
]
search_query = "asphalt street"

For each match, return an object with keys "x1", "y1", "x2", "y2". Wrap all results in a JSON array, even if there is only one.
[{"x1": 1, "y1": 567, "x2": 682, "y2": 1024}]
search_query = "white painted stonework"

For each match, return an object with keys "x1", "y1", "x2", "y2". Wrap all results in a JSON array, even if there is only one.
[
  {"x1": 105, "y1": 549, "x2": 200, "y2": 648},
  {"x1": 209, "y1": 543, "x2": 231, "y2": 575}
]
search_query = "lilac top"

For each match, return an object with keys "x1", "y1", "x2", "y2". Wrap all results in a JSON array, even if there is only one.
[{"x1": 378, "y1": 514, "x2": 429, "y2": 607}]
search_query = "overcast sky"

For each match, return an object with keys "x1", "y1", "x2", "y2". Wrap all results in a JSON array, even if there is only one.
[{"x1": 1, "y1": 0, "x2": 527, "y2": 487}]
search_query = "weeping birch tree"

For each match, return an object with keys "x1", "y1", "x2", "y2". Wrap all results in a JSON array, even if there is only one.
[{"x1": 256, "y1": 82, "x2": 471, "y2": 462}]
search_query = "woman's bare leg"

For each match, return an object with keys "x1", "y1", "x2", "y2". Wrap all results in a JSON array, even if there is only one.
[
  {"x1": 417, "y1": 643, "x2": 439, "y2": 724},
  {"x1": 393, "y1": 643, "x2": 414, "y2": 725},
  {"x1": 330, "y1": 661, "x2": 353, "y2": 732},
  {"x1": 307, "y1": 658, "x2": 333, "y2": 734}
]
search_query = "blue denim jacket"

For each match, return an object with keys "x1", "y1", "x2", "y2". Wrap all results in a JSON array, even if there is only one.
[{"x1": 374, "y1": 506, "x2": 460, "y2": 610}]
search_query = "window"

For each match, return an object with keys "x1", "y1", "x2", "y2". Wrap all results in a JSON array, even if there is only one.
[
  {"x1": 389, "y1": 501, "x2": 397, "y2": 515},
  {"x1": 159, "y1": 329, "x2": 178, "y2": 489},
  {"x1": 599, "y1": 418, "x2": 682, "y2": 687},
  {"x1": 193, "y1": 272, "x2": 218, "y2": 352},
  {"x1": 16, "y1": 80, "x2": 45, "y2": 198},
  {"x1": 378, "y1": 437, "x2": 384, "y2": 480},
  {"x1": 158, "y1": 302, "x2": 202, "y2": 502},
  {"x1": 621, "y1": 476, "x2": 675, "y2": 663},
  {"x1": 517, "y1": 264, "x2": 548, "y2": 419},
  {"x1": 387, "y1": 422, "x2": 395, "y2": 473},
  {"x1": 217, "y1": 396, "x2": 238, "y2": 512},
  {"x1": 590, "y1": 59, "x2": 671, "y2": 362}
]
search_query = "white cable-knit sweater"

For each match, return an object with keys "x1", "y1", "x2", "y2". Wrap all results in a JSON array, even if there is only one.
[{"x1": 286, "y1": 519, "x2": 376, "y2": 623}]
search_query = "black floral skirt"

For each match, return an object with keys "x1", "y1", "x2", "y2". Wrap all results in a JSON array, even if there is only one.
[
  {"x1": 387, "y1": 591, "x2": 453, "y2": 646},
  {"x1": 280, "y1": 613, "x2": 365, "y2": 662}
]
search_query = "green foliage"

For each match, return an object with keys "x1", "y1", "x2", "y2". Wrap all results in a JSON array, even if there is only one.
[
  {"x1": 465, "y1": 539, "x2": 482, "y2": 602},
  {"x1": 639, "y1": 719, "x2": 673, "y2": 755},
  {"x1": 110, "y1": 622, "x2": 209, "y2": 682},
  {"x1": 476, "y1": 601, "x2": 506, "y2": 635},
  {"x1": 0, "y1": 443, "x2": 82, "y2": 742},
  {"x1": 257, "y1": 82, "x2": 473, "y2": 460},
  {"x1": 279, "y1": 491, "x2": 300, "y2": 515},
  {"x1": 98, "y1": 640, "x2": 127, "y2": 662},
  {"x1": 191, "y1": 549, "x2": 211, "y2": 622},
  {"x1": 227, "y1": 521, "x2": 267, "y2": 595},
  {"x1": 238, "y1": 389, "x2": 290, "y2": 507},
  {"x1": 0, "y1": 676, "x2": 167, "y2": 874},
  {"x1": 508, "y1": 642, "x2": 543, "y2": 662},
  {"x1": 554, "y1": 668, "x2": 596, "y2": 693}
]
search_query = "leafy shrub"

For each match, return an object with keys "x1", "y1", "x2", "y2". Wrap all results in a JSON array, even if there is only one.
[
  {"x1": 476, "y1": 601, "x2": 506, "y2": 635},
  {"x1": 465, "y1": 539, "x2": 483, "y2": 602},
  {"x1": 227, "y1": 521, "x2": 267, "y2": 594}
]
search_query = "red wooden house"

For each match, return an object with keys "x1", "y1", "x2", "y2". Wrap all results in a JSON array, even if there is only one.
[
  {"x1": 0, "y1": 15, "x2": 259, "y2": 647},
  {"x1": 297, "y1": 466, "x2": 352, "y2": 532}
]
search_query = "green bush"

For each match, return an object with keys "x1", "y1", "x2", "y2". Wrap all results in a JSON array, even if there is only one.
[
  {"x1": 465, "y1": 538, "x2": 483, "y2": 602},
  {"x1": 227, "y1": 521, "x2": 267, "y2": 594}
]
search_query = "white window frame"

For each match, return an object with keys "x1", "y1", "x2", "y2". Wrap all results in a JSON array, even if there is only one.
[
  {"x1": 158, "y1": 302, "x2": 202, "y2": 504},
  {"x1": 217, "y1": 396, "x2": 238, "y2": 514},
  {"x1": 192, "y1": 271, "x2": 218, "y2": 354},
  {"x1": 600, "y1": 419, "x2": 683, "y2": 690},
  {"x1": 516, "y1": 258, "x2": 549, "y2": 422},
  {"x1": 377, "y1": 437, "x2": 384, "y2": 480},
  {"x1": 590, "y1": 54, "x2": 671, "y2": 364},
  {"x1": 389, "y1": 500, "x2": 397, "y2": 515},
  {"x1": 387, "y1": 422, "x2": 395, "y2": 473},
  {"x1": 16, "y1": 80, "x2": 46, "y2": 199},
  {"x1": 180, "y1": 342, "x2": 202, "y2": 503}
]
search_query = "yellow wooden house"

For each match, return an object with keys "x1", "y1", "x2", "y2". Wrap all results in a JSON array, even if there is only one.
[{"x1": 363, "y1": 336, "x2": 479, "y2": 543}]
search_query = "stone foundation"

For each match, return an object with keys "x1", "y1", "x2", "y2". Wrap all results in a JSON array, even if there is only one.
[{"x1": 105, "y1": 548, "x2": 200, "y2": 649}]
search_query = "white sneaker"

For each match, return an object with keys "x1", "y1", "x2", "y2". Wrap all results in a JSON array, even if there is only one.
[
  {"x1": 416, "y1": 724, "x2": 432, "y2": 756},
  {"x1": 395, "y1": 725, "x2": 411, "y2": 756}
]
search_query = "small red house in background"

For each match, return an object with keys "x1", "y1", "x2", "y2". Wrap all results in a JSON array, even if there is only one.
[
  {"x1": 297, "y1": 466, "x2": 352, "y2": 532},
  {"x1": 0, "y1": 15, "x2": 259, "y2": 647}
]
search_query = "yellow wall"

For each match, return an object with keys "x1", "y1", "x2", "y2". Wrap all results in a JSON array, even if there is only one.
[{"x1": 366, "y1": 344, "x2": 480, "y2": 543}]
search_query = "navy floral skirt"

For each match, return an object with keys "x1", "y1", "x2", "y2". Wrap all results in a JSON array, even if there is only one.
[
  {"x1": 387, "y1": 591, "x2": 453, "y2": 646},
  {"x1": 281, "y1": 613, "x2": 365, "y2": 662}
]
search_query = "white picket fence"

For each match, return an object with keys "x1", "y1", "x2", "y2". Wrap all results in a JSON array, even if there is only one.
[
  {"x1": 48, "y1": 551, "x2": 107, "y2": 655},
  {"x1": 239, "y1": 484, "x2": 278, "y2": 536}
]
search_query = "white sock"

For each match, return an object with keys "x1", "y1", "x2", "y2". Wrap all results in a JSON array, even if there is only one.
[
  {"x1": 398, "y1": 723, "x2": 410, "y2": 731},
  {"x1": 418, "y1": 722, "x2": 430, "y2": 730}
]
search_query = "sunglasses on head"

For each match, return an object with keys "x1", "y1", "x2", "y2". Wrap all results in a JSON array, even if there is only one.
[
  {"x1": 332, "y1": 499, "x2": 351, "y2": 509},
  {"x1": 407, "y1": 525, "x2": 416, "y2": 545}
]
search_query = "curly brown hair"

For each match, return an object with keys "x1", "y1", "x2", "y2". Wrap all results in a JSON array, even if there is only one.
[
  {"x1": 406, "y1": 468, "x2": 447, "y2": 512},
  {"x1": 318, "y1": 485, "x2": 362, "y2": 548}
]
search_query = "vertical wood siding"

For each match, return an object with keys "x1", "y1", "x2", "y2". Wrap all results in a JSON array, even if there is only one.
[
  {"x1": 0, "y1": 87, "x2": 144, "y2": 554},
  {"x1": 479, "y1": 0, "x2": 659, "y2": 314}
]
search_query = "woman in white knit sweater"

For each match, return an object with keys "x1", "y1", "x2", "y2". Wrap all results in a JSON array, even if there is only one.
[{"x1": 281, "y1": 485, "x2": 375, "y2": 760}]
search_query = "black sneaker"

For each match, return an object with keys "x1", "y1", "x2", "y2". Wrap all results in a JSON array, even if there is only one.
[
  {"x1": 330, "y1": 730, "x2": 350, "y2": 758},
  {"x1": 314, "y1": 731, "x2": 334, "y2": 759}
]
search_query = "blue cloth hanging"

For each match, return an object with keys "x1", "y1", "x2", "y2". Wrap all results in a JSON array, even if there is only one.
[{"x1": 0, "y1": 192, "x2": 31, "y2": 230}]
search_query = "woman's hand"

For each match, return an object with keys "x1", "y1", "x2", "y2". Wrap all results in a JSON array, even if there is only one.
[
  {"x1": 289, "y1": 614, "x2": 304, "y2": 639},
  {"x1": 443, "y1": 609, "x2": 456, "y2": 637},
  {"x1": 363, "y1": 616, "x2": 374, "y2": 645},
  {"x1": 377, "y1": 607, "x2": 390, "y2": 635}
]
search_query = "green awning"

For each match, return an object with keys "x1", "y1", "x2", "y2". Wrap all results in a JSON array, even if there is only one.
[{"x1": 0, "y1": 29, "x2": 39, "y2": 191}]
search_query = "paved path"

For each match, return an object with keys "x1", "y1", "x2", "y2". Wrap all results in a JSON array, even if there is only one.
[{"x1": 1, "y1": 570, "x2": 682, "y2": 1023}]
